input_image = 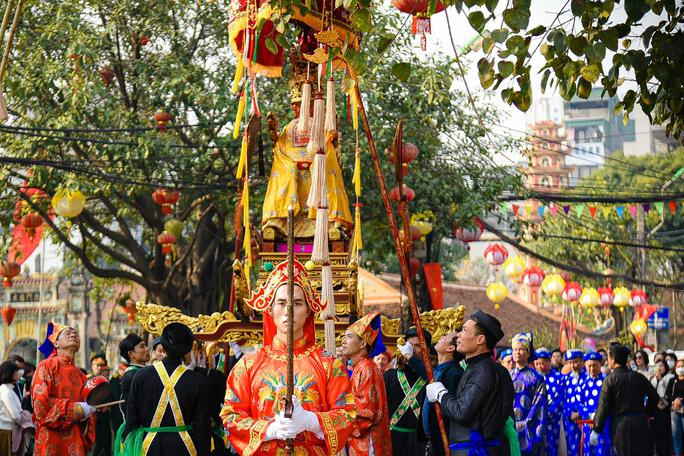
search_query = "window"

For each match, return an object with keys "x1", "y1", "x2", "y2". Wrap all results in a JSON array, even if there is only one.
[
  {"x1": 541, "y1": 176, "x2": 551, "y2": 187},
  {"x1": 35, "y1": 254, "x2": 41, "y2": 273},
  {"x1": 541, "y1": 157, "x2": 551, "y2": 167}
]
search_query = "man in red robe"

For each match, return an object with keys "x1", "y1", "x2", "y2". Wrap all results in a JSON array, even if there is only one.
[
  {"x1": 220, "y1": 259, "x2": 356, "y2": 455},
  {"x1": 32, "y1": 323, "x2": 96, "y2": 456},
  {"x1": 341, "y1": 312, "x2": 392, "y2": 456}
]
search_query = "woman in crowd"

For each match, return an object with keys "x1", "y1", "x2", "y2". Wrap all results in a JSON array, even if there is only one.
[
  {"x1": 665, "y1": 352, "x2": 678, "y2": 375},
  {"x1": 0, "y1": 361, "x2": 22, "y2": 456},
  {"x1": 634, "y1": 349, "x2": 650, "y2": 377},
  {"x1": 651, "y1": 360, "x2": 674, "y2": 456},
  {"x1": 668, "y1": 359, "x2": 684, "y2": 456}
]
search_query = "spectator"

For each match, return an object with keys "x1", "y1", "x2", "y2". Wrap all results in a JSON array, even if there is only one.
[
  {"x1": 598, "y1": 348, "x2": 611, "y2": 376},
  {"x1": 551, "y1": 349, "x2": 564, "y2": 370},
  {"x1": 4, "y1": 356, "x2": 24, "y2": 403},
  {"x1": 667, "y1": 358, "x2": 684, "y2": 456},
  {"x1": 89, "y1": 354, "x2": 112, "y2": 456},
  {"x1": 666, "y1": 352, "x2": 679, "y2": 375},
  {"x1": 0, "y1": 361, "x2": 22, "y2": 456},
  {"x1": 651, "y1": 360, "x2": 674, "y2": 456},
  {"x1": 152, "y1": 338, "x2": 166, "y2": 363},
  {"x1": 373, "y1": 351, "x2": 392, "y2": 374},
  {"x1": 634, "y1": 349, "x2": 650, "y2": 377}
]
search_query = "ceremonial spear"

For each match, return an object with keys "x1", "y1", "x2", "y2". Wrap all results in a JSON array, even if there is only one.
[{"x1": 284, "y1": 206, "x2": 295, "y2": 455}]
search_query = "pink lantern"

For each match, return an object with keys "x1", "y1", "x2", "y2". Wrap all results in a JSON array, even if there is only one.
[
  {"x1": 484, "y1": 244, "x2": 509, "y2": 266},
  {"x1": 453, "y1": 218, "x2": 484, "y2": 244},
  {"x1": 630, "y1": 288, "x2": 648, "y2": 307},
  {"x1": 597, "y1": 287, "x2": 613, "y2": 307},
  {"x1": 522, "y1": 266, "x2": 545, "y2": 287},
  {"x1": 562, "y1": 282, "x2": 583, "y2": 302}
]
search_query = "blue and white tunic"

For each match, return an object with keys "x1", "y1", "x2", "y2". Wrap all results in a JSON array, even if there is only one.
[
  {"x1": 543, "y1": 368, "x2": 564, "y2": 456},
  {"x1": 577, "y1": 373, "x2": 610, "y2": 456},
  {"x1": 561, "y1": 369, "x2": 587, "y2": 455},
  {"x1": 511, "y1": 366, "x2": 547, "y2": 456}
]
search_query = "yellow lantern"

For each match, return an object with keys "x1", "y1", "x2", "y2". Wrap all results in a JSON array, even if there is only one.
[
  {"x1": 486, "y1": 282, "x2": 508, "y2": 304},
  {"x1": 579, "y1": 287, "x2": 600, "y2": 309},
  {"x1": 51, "y1": 190, "x2": 85, "y2": 219},
  {"x1": 613, "y1": 287, "x2": 631, "y2": 312},
  {"x1": 629, "y1": 319, "x2": 647, "y2": 337},
  {"x1": 542, "y1": 274, "x2": 565, "y2": 297},
  {"x1": 503, "y1": 256, "x2": 525, "y2": 280}
]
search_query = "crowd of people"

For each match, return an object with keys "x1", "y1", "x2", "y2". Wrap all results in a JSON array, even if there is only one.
[{"x1": 0, "y1": 259, "x2": 679, "y2": 456}]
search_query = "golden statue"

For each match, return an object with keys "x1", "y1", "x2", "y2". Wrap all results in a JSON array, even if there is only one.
[{"x1": 262, "y1": 57, "x2": 352, "y2": 241}]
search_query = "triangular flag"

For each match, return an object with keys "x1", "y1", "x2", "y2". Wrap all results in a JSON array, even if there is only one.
[
  {"x1": 615, "y1": 206, "x2": 624, "y2": 219},
  {"x1": 576, "y1": 204, "x2": 586, "y2": 218},
  {"x1": 589, "y1": 206, "x2": 597, "y2": 218},
  {"x1": 524, "y1": 204, "x2": 533, "y2": 216},
  {"x1": 550, "y1": 205, "x2": 558, "y2": 216},
  {"x1": 512, "y1": 204, "x2": 520, "y2": 216},
  {"x1": 655, "y1": 201, "x2": 664, "y2": 215},
  {"x1": 669, "y1": 201, "x2": 677, "y2": 215},
  {"x1": 601, "y1": 206, "x2": 612, "y2": 218},
  {"x1": 643, "y1": 203, "x2": 650, "y2": 213},
  {"x1": 538, "y1": 205, "x2": 546, "y2": 218},
  {"x1": 629, "y1": 205, "x2": 637, "y2": 218},
  {"x1": 563, "y1": 205, "x2": 571, "y2": 215},
  {"x1": 499, "y1": 203, "x2": 508, "y2": 213}
]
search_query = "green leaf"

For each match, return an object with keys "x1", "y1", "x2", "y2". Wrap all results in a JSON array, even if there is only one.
[
  {"x1": 491, "y1": 29, "x2": 509, "y2": 43},
  {"x1": 468, "y1": 11, "x2": 487, "y2": 31},
  {"x1": 621, "y1": 39, "x2": 632, "y2": 49},
  {"x1": 485, "y1": 0, "x2": 499, "y2": 13},
  {"x1": 599, "y1": 28, "x2": 618, "y2": 51},
  {"x1": 581, "y1": 62, "x2": 602, "y2": 83},
  {"x1": 350, "y1": 9, "x2": 372, "y2": 33},
  {"x1": 391, "y1": 62, "x2": 412, "y2": 82},
  {"x1": 624, "y1": 0, "x2": 650, "y2": 22},
  {"x1": 506, "y1": 35, "x2": 527, "y2": 55},
  {"x1": 559, "y1": 78, "x2": 576, "y2": 100},
  {"x1": 477, "y1": 58, "x2": 496, "y2": 89},
  {"x1": 503, "y1": 8, "x2": 530, "y2": 32},
  {"x1": 264, "y1": 37, "x2": 278, "y2": 55},
  {"x1": 540, "y1": 68, "x2": 551, "y2": 93},
  {"x1": 498, "y1": 60, "x2": 515, "y2": 77},
  {"x1": 526, "y1": 25, "x2": 546, "y2": 37},
  {"x1": 482, "y1": 36, "x2": 495, "y2": 54},
  {"x1": 601, "y1": 0, "x2": 614, "y2": 18},
  {"x1": 577, "y1": 76, "x2": 592, "y2": 98},
  {"x1": 511, "y1": 86, "x2": 532, "y2": 111},
  {"x1": 571, "y1": 0, "x2": 586, "y2": 16},
  {"x1": 553, "y1": 31, "x2": 568, "y2": 55},
  {"x1": 567, "y1": 35, "x2": 588, "y2": 56},
  {"x1": 376, "y1": 34, "x2": 394, "y2": 54},
  {"x1": 585, "y1": 42, "x2": 606, "y2": 62}
]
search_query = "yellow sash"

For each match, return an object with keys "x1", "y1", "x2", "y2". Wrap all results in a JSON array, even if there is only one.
[{"x1": 141, "y1": 363, "x2": 197, "y2": 456}]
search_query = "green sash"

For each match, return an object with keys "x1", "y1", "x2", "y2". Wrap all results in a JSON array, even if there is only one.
[
  {"x1": 390, "y1": 370, "x2": 426, "y2": 428},
  {"x1": 113, "y1": 365, "x2": 143, "y2": 456},
  {"x1": 504, "y1": 416, "x2": 521, "y2": 456},
  {"x1": 122, "y1": 425, "x2": 193, "y2": 456}
]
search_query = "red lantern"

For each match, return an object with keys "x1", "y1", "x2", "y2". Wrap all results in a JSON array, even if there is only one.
[
  {"x1": 391, "y1": 0, "x2": 445, "y2": 50},
  {"x1": 484, "y1": 244, "x2": 509, "y2": 266},
  {"x1": 153, "y1": 111, "x2": 173, "y2": 131},
  {"x1": 597, "y1": 286, "x2": 613, "y2": 307},
  {"x1": 453, "y1": 218, "x2": 484, "y2": 244},
  {"x1": 1, "y1": 305, "x2": 16, "y2": 325},
  {"x1": 630, "y1": 288, "x2": 648, "y2": 307},
  {"x1": 20, "y1": 213, "x2": 43, "y2": 241},
  {"x1": 390, "y1": 143, "x2": 419, "y2": 164},
  {"x1": 157, "y1": 231, "x2": 176, "y2": 254},
  {"x1": 124, "y1": 300, "x2": 137, "y2": 326},
  {"x1": 522, "y1": 266, "x2": 545, "y2": 287},
  {"x1": 0, "y1": 261, "x2": 20, "y2": 288},
  {"x1": 389, "y1": 185, "x2": 415, "y2": 203},
  {"x1": 562, "y1": 282, "x2": 583, "y2": 302},
  {"x1": 152, "y1": 188, "x2": 180, "y2": 215}
]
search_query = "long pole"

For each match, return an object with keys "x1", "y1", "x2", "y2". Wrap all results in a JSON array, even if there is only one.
[
  {"x1": 284, "y1": 206, "x2": 294, "y2": 455},
  {"x1": 35, "y1": 230, "x2": 46, "y2": 363},
  {"x1": 355, "y1": 85, "x2": 450, "y2": 454}
]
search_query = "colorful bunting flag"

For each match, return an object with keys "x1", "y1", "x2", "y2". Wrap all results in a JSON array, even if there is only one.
[
  {"x1": 615, "y1": 206, "x2": 624, "y2": 219},
  {"x1": 655, "y1": 201, "x2": 664, "y2": 215},
  {"x1": 601, "y1": 206, "x2": 612, "y2": 218},
  {"x1": 576, "y1": 204, "x2": 586, "y2": 218},
  {"x1": 669, "y1": 201, "x2": 677, "y2": 215},
  {"x1": 550, "y1": 205, "x2": 558, "y2": 216},
  {"x1": 629, "y1": 205, "x2": 637, "y2": 218},
  {"x1": 524, "y1": 204, "x2": 533, "y2": 216},
  {"x1": 643, "y1": 203, "x2": 650, "y2": 213},
  {"x1": 538, "y1": 205, "x2": 546, "y2": 218},
  {"x1": 512, "y1": 204, "x2": 520, "y2": 216},
  {"x1": 563, "y1": 205, "x2": 571, "y2": 215},
  {"x1": 589, "y1": 206, "x2": 597, "y2": 218}
]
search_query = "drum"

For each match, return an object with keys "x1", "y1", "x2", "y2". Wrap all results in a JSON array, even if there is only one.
[{"x1": 82, "y1": 375, "x2": 111, "y2": 406}]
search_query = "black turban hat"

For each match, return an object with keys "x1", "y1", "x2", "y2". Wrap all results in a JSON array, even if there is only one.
[
  {"x1": 119, "y1": 333, "x2": 143, "y2": 363},
  {"x1": 470, "y1": 309, "x2": 504, "y2": 349},
  {"x1": 160, "y1": 323, "x2": 195, "y2": 359}
]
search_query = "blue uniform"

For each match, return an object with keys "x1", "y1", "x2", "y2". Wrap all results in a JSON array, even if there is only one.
[
  {"x1": 543, "y1": 368, "x2": 564, "y2": 456},
  {"x1": 576, "y1": 373, "x2": 610, "y2": 456},
  {"x1": 511, "y1": 366, "x2": 547, "y2": 455},
  {"x1": 561, "y1": 369, "x2": 587, "y2": 455}
]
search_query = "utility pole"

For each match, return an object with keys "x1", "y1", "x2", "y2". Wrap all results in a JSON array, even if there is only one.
[{"x1": 635, "y1": 205, "x2": 647, "y2": 281}]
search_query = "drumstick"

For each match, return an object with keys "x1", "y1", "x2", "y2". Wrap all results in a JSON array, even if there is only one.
[{"x1": 94, "y1": 399, "x2": 125, "y2": 409}]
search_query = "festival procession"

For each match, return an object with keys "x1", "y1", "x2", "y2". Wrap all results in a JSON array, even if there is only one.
[{"x1": 0, "y1": 0, "x2": 682, "y2": 455}]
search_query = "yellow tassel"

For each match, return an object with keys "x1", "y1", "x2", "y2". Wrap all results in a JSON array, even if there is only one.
[
  {"x1": 236, "y1": 135, "x2": 248, "y2": 178},
  {"x1": 352, "y1": 150, "x2": 361, "y2": 197},
  {"x1": 233, "y1": 90, "x2": 246, "y2": 139},
  {"x1": 350, "y1": 89, "x2": 359, "y2": 131},
  {"x1": 354, "y1": 205, "x2": 363, "y2": 253},
  {"x1": 241, "y1": 180, "x2": 251, "y2": 289},
  {"x1": 232, "y1": 58, "x2": 244, "y2": 95}
]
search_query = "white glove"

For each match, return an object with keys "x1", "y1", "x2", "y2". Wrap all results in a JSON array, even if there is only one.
[
  {"x1": 426, "y1": 382, "x2": 447, "y2": 403},
  {"x1": 398, "y1": 342, "x2": 413, "y2": 359},
  {"x1": 77, "y1": 402, "x2": 95, "y2": 420},
  {"x1": 276, "y1": 396, "x2": 322, "y2": 439},
  {"x1": 229, "y1": 341, "x2": 243, "y2": 358},
  {"x1": 589, "y1": 430, "x2": 599, "y2": 446},
  {"x1": 263, "y1": 420, "x2": 283, "y2": 442},
  {"x1": 185, "y1": 351, "x2": 197, "y2": 371}
]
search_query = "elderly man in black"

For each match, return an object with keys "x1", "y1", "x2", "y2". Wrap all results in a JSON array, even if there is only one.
[
  {"x1": 425, "y1": 310, "x2": 515, "y2": 456},
  {"x1": 590, "y1": 342, "x2": 658, "y2": 455}
]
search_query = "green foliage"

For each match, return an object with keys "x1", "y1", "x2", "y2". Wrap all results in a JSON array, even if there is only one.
[{"x1": 447, "y1": 0, "x2": 684, "y2": 141}]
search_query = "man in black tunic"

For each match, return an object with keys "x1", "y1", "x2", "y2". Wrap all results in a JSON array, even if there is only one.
[
  {"x1": 118, "y1": 333, "x2": 150, "y2": 416},
  {"x1": 426, "y1": 310, "x2": 514, "y2": 456},
  {"x1": 590, "y1": 342, "x2": 658, "y2": 456},
  {"x1": 124, "y1": 323, "x2": 211, "y2": 455}
]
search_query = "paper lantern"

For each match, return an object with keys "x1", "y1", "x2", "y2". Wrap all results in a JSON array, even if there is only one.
[
  {"x1": 0, "y1": 261, "x2": 20, "y2": 288},
  {"x1": 542, "y1": 273, "x2": 565, "y2": 297},
  {"x1": 629, "y1": 319, "x2": 647, "y2": 337},
  {"x1": 453, "y1": 218, "x2": 484, "y2": 244},
  {"x1": 391, "y1": 0, "x2": 446, "y2": 50},
  {"x1": 164, "y1": 219, "x2": 183, "y2": 238},
  {"x1": 411, "y1": 220, "x2": 433, "y2": 236},
  {"x1": 152, "y1": 188, "x2": 180, "y2": 215},
  {"x1": 389, "y1": 142, "x2": 419, "y2": 164},
  {"x1": 1, "y1": 305, "x2": 16, "y2": 326},
  {"x1": 597, "y1": 287, "x2": 613, "y2": 307},
  {"x1": 484, "y1": 244, "x2": 509, "y2": 266},
  {"x1": 486, "y1": 282, "x2": 508, "y2": 303},
  {"x1": 20, "y1": 213, "x2": 43, "y2": 240},
  {"x1": 389, "y1": 185, "x2": 416, "y2": 203},
  {"x1": 630, "y1": 289, "x2": 648, "y2": 307},
  {"x1": 612, "y1": 287, "x2": 631, "y2": 311},
  {"x1": 157, "y1": 231, "x2": 176, "y2": 254},
  {"x1": 579, "y1": 287, "x2": 600, "y2": 309},
  {"x1": 522, "y1": 266, "x2": 545, "y2": 287},
  {"x1": 503, "y1": 256, "x2": 525, "y2": 280},
  {"x1": 562, "y1": 282, "x2": 583, "y2": 302},
  {"x1": 51, "y1": 190, "x2": 85, "y2": 219}
]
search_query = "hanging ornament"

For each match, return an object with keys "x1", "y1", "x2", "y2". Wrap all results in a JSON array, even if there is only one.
[
  {"x1": 391, "y1": 0, "x2": 446, "y2": 50},
  {"x1": 153, "y1": 111, "x2": 173, "y2": 131},
  {"x1": 124, "y1": 299, "x2": 137, "y2": 326},
  {"x1": 629, "y1": 319, "x2": 647, "y2": 337},
  {"x1": 164, "y1": 219, "x2": 183, "y2": 239},
  {"x1": 597, "y1": 287, "x2": 613, "y2": 307},
  {"x1": 20, "y1": 213, "x2": 43, "y2": 241},
  {"x1": 522, "y1": 266, "x2": 545, "y2": 287},
  {"x1": 486, "y1": 282, "x2": 508, "y2": 304},
  {"x1": 630, "y1": 288, "x2": 648, "y2": 307},
  {"x1": 453, "y1": 218, "x2": 484, "y2": 244},
  {"x1": 579, "y1": 287, "x2": 600, "y2": 309},
  {"x1": 483, "y1": 244, "x2": 509, "y2": 266},
  {"x1": 612, "y1": 287, "x2": 631, "y2": 312},
  {"x1": 0, "y1": 261, "x2": 21, "y2": 288},
  {"x1": 542, "y1": 273, "x2": 565, "y2": 297},
  {"x1": 157, "y1": 231, "x2": 177, "y2": 254},
  {"x1": 152, "y1": 188, "x2": 180, "y2": 216},
  {"x1": 389, "y1": 185, "x2": 415, "y2": 203},
  {"x1": 389, "y1": 142, "x2": 419, "y2": 164},
  {"x1": 503, "y1": 256, "x2": 525, "y2": 280},
  {"x1": 562, "y1": 282, "x2": 583, "y2": 302},
  {"x1": 51, "y1": 190, "x2": 86, "y2": 220},
  {"x1": 1, "y1": 304, "x2": 16, "y2": 325}
]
